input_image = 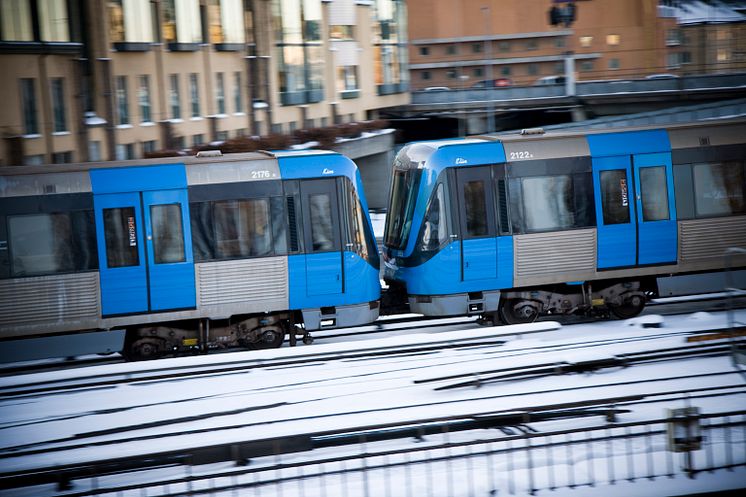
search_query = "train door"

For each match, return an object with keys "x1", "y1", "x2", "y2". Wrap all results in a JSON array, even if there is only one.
[
  {"x1": 300, "y1": 178, "x2": 344, "y2": 296},
  {"x1": 632, "y1": 152, "x2": 677, "y2": 265},
  {"x1": 91, "y1": 166, "x2": 196, "y2": 316},
  {"x1": 593, "y1": 153, "x2": 677, "y2": 269},
  {"x1": 455, "y1": 166, "x2": 497, "y2": 281}
]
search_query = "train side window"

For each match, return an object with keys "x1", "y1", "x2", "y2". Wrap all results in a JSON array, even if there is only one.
[
  {"x1": 214, "y1": 199, "x2": 272, "y2": 258},
  {"x1": 309, "y1": 193, "x2": 335, "y2": 251},
  {"x1": 421, "y1": 182, "x2": 448, "y2": 250},
  {"x1": 463, "y1": 180, "x2": 488, "y2": 236},
  {"x1": 639, "y1": 166, "x2": 670, "y2": 221},
  {"x1": 599, "y1": 170, "x2": 631, "y2": 224},
  {"x1": 103, "y1": 207, "x2": 140, "y2": 268},
  {"x1": 150, "y1": 204, "x2": 186, "y2": 264},
  {"x1": 190, "y1": 202, "x2": 214, "y2": 261},
  {"x1": 521, "y1": 175, "x2": 575, "y2": 231},
  {"x1": 270, "y1": 196, "x2": 289, "y2": 255},
  {"x1": 692, "y1": 162, "x2": 745, "y2": 217},
  {"x1": 6, "y1": 210, "x2": 97, "y2": 278}
]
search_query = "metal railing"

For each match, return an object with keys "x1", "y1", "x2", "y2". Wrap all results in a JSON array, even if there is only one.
[{"x1": 52, "y1": 409, "x2": 746, "y2": 497}]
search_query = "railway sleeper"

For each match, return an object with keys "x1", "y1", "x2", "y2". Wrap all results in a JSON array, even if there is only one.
[
  {"x1": 123, "y1": 312, "x2": 310, "y2": 360},
  {"x1": 493, "y1": 280, "x2": 648, "y2": 325}
]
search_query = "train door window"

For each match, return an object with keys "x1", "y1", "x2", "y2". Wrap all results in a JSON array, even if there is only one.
[
  {"x1": 310, "y1": 193, "x2": 335, "y2": 251},
  {"x1": 599, "y1": 170, "x2": 631, "y2": 224},
  {"x1": 521, "y1": 175, "x2": 574, "y2": 231},
  {"x1": 639, "y1": 166, "x2": 669, "y2": 221},
  {"x1": 420, "y1": 182, "x2": 448, "y2": 251},
  {"x1": 692, "y1": 162, "x2": 745, "y2": 217},
  {"x1": 150, "y1": 204, "x2": 186, "y2": 264},
  {"x1": 270, "y1": 196, "x2": 289, "y2": 255},
  {"x1": 103, "y1": 207, "x2": 140, "y2": 268},
  {"x1": 464, "y1": 180, "x2": 488, "y2": 236}
]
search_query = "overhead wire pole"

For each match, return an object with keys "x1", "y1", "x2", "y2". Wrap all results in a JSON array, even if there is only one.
[{"x1": 481, "y1": 5, "x2": 495, "y2": 134}]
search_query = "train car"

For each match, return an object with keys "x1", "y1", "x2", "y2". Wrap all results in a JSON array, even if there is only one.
[
  {"x1": 0, "y1": 150, "x2": 380, "y2": 361},
  {"x1": 382, "y1": 120, "x2": 746, "y2": 324}
]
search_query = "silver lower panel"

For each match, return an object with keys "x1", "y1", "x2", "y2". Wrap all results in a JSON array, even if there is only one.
[
  {"x1": 409, "y1": 290, "x2": 501, "y2": 317},
  {"x1": 302, "y1": 302, "x2": 379, "y2": 331}
]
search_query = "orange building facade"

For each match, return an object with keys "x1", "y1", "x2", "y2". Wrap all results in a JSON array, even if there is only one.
[{"x1": 408, "y1": 0, "x2": 678, "y2": 90}]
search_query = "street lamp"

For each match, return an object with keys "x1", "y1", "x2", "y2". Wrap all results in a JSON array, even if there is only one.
[{"x1": 481, "y1": 5, "x2": 495, "y2": 133}]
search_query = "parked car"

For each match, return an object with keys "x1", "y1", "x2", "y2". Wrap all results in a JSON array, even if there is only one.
[
  {"x1": 471, "y1": 78, "x2": 512, "y2": 88},
  {"x1": 534, "y1": 75, "x2": 566, "y2": 85},
  {"x1": 422, "y1": 86, "x2": 451, "y2": 91},
  {"x1": 645, "y1": 73, "x2": 680, "y2": 79}
]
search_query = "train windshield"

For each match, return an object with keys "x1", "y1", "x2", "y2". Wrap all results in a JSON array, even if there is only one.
[{"x1": 384, "y1": 168, "x2": 422, "y2": 250}]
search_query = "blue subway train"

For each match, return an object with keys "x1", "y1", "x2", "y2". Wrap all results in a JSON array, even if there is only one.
[
  {"x1": 0, "y1": 150, "x2": 380, "y2": 360},
  {"x1": 382, "y1": 120, "x2": 746, "y2": 324}
]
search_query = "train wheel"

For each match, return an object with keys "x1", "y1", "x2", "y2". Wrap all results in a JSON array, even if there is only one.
[
  {"x1": 499, "y1": 299, "x2": 540, "y2": 325},
  {"x1": 125, "y1": 338, "x2": 165, "y2": 361},
  {"x1": 251, "y1": 326, "x2": 285, "y2": 349},
  {"x1": 609, "y1": 294, "x2": 645, "y2": 319}
]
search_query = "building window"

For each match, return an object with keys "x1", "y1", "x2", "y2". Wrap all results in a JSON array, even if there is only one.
[
  {"x1": 51, "y1": 151, "x2": 73, "y2": 163},
  {"x1": 142, "y1": 140, "x2": 157, "y2": 154},
  {"x1": 216, "y1": 130, "x2": 229, "y2": 141},
  {"x1": 446, "y1": 45, "x2": 457, "y2": 55},
  {"x1": 473, "y1": 67, "x2": 483, "y2": 77},
  {"x1": 207, "y1": 0, "x2": 245, "y2": 44},
  {"x1": 1, "y1": 0, "x2": 33, "y2": 41},
  {"x1": 419, "y1": 46, "x2": 429, "y2": 56},
  {"x1": 527, "y1": 64, "x2": 538, "y2": 76},
  {"x1": 20, "y1": 78, "x2": 38, "y2": 135},
  {"x1": 580, "y1": 60, "x2": 594, "y2": 72},
  {"x1": 555, "y1": 37, "x2": 566, "y2": 48},
  {"x1": 138, "y1": 75, "x2": 151, "y2": 123},
  {"x1": 24, "y1": 155, "x2": 44, "y2": 166},
  {"x1": 89, "y1": 141, "x2": 101, "y2": 161},
  {"x1": 501, "y1": 66, "x2": 511, "y2": 76},
  {"x1": 666, "y1": 28, "x2": 681, "y2": 46},
  {"x1": 525, "y1": 39, "x2": 538, "y2": 51},
  {"x1": 373, "y1": 0, "x2": 408, "y2": 95},
  {"x1": 446, "y1": 69, "x2": 457, "y2": 79},
  {"x1": 337, "y1": 65, "x2": 359, "y2": 94},
  {"x1": 608, "y1": 58, "x2": 620, "y2": 70},
  {"x1": 717, "y1": 49, "x2": 730, "y2": 62},
  {"x1": 162, "y1": 0, "x2": 201, "y2": 45},
  {"x1": 234, "y1": 71, "x2": 242, "y2": 113},
  {"x1": 421, "y1": 71, "x2": 431, "y2": 80},
  {"x1": 681, "y1": 51, "x2": 692, "y2": 64},
  {"x1": 579, "y1": 36, "x2": 592, "y2": 48},
  {"x1": 115, "y1": 143, "x2": 135, "y2": 160},
  {"x1": 189, "y1": 73, "x2": 200, "y2": 118},
  {"x1": 169, "y1": 74, "x2": 181, "y2": 119},
  {"x1": 192, "y1": 134, "x2": 204, "y2": 146},
  {"x1": 666, "y1": 53, "x2": 680, "y2": 69},
  {"x1": 472, "y1": 43, "x2": 482, "y2": 53},
  {"x1": 216, "y1": 72, "x2": 225, "y2": 114},
  {"x1": 116, "y1": 76, "x2": 129, "y2": 125},
  {"x1": 274, "y1": 0, "x2": 325, "y2": 104},
  {"x1": 107, "y1": 0, "x2": 153, "y2": 44},
  {"x1": 606, "y1": 34, "x2": 620, "y2": 46},
  {"x1": 330, "y1": 25, "x2": 354, "y2": 41},
  {"x1": 498, "y1": 41, "x2": 510, "y2": 52},
  {"x1": 50, "y1": 78, "x2": 67, "y2": 133}
]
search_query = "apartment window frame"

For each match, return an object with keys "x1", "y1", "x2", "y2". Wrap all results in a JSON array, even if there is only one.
[
  {"x1": 20, "y1": 78, "x2": 38, "y2": 135},
  {"x1": 138, "y1": 75, "x2": 152, "y2": 123},
  {"x1": 169, "y1": 73, "x2": 181, "y2": 120},
  {"x1": 115, "y1": 75, "x2": 130, "y2": 125},
  {"x1": 216, "y1": 72, "x2": 226, "y2": 114},
  {"x1": 606, "y1": 34, "x2": 620, "y2": 46},
  {"x1": 233, "y1": 71, "x2": 243, "y2": 114},
  {"x1": 189, "y1": 73, "x2": 200, "y2": 118},
  {"x1": 50, "y1": 77, "x2": 67, "y2": 133}
]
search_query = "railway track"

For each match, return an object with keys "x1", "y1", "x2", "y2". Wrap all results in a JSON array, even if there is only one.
[{"x1": 0, "y1": 309, "x2": 744, "y2": 495}]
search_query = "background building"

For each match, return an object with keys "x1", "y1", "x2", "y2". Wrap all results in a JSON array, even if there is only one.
[
  {"x1": 407, "y1": 0, "x2": 682, "y2": 90},
  {"x1": 0, "y1": 0, "x2": 409, "y2": 167}
]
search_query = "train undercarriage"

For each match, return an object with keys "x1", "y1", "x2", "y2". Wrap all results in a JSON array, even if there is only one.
[{"x1": 122, "y1": 312, "x2": 312, "y2": 361}]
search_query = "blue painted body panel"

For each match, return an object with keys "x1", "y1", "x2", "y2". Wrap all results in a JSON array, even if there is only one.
[
  {"x1": 633, "y1": 152, "x2": 678, "y2": 265},
  {"x1": 586, "y1": 130, "x2": 671, "y2": 157},
  {"x1": 306, "y1": 252, "x2": 343, "y2": 296},
  {"x1": 142, "y1": 189, "x2": 196, "y2": 311},
  {"x1": 462, "y1": 238, "x2": 497, "y2": 280},
  {"x1": 592, "y1": 155, "x2": 637, "y2": 269},
  {"x1": 93, "y1": 192, "x2": 149, "y2": 316},
  {"x1": 289, "y1": 252, "x2": 380, "y2": 309},
  {"x1": 90, "y1": 164, "x2": 187, "y2": 193},
  {"x1": 278, "y1": 153, "x2": 357, "y2": 182}
]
